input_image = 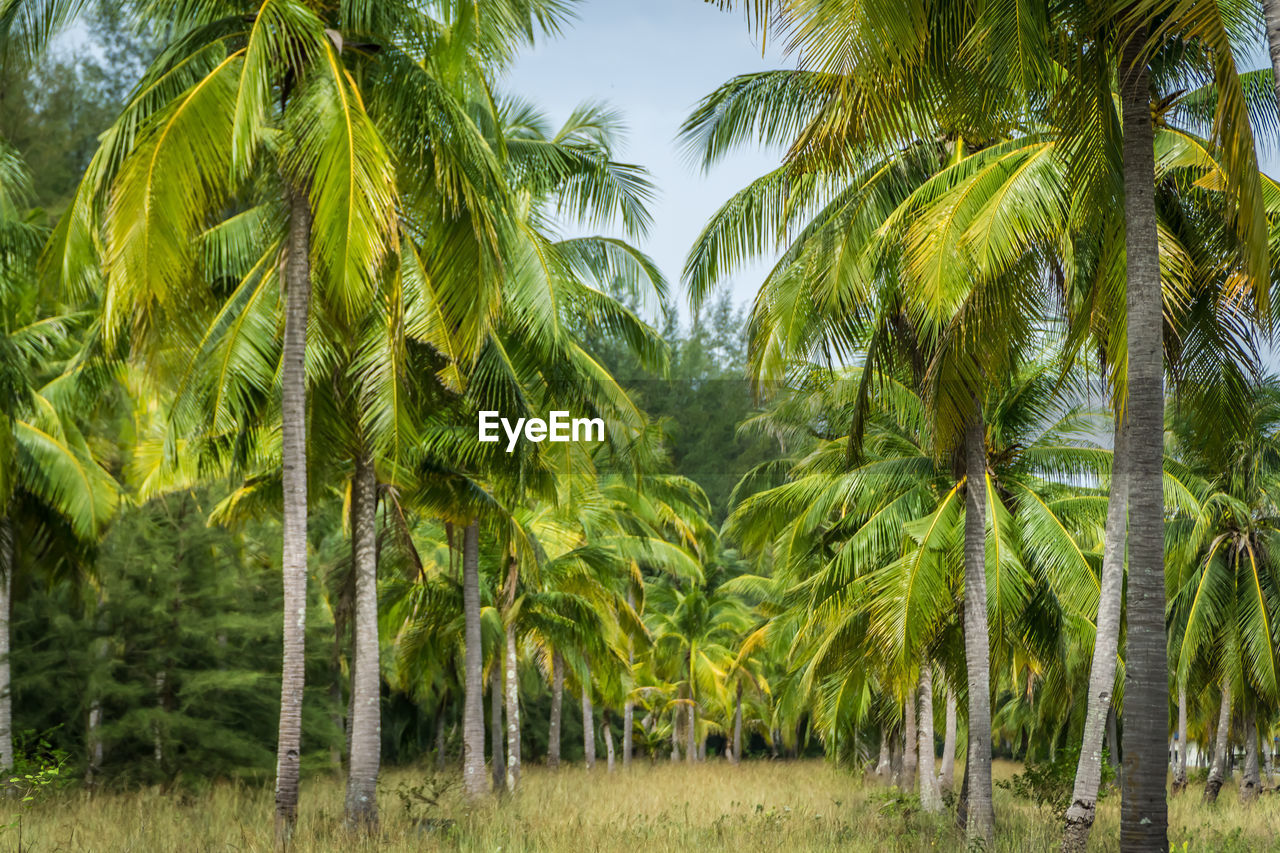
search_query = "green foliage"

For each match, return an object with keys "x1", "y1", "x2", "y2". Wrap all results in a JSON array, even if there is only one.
[
  {"x1": 995, "y1": 746, "x2": 1117, "y2": 816},
  {"x1": 14, "y1": 489, "x2": 342, "y2": 785}
]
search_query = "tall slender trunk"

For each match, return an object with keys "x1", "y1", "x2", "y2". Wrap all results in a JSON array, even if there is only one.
[
  {"x1": 489, "y1": 662, "x2": 504, "y2": 792},
  {"x1": 623, "y1": 590, "x2": 634, "y2": 768},
  {"x1": 1063, "y1": 416, "x2": 1129, "y2": 851},
  {"x1": 461, "y1": 522, "x2": 486, "y2": 798},
  {"x1": 903, "y1": 691, "x2": 918, "y2": 792},
  {"x1": 344, "y1": 452, "x2": 380, "y2": 829},
  {"x1": 153, "y1": 671, "x2": 166, "y2": 764},
  {"x1": 671, "y1": 706, "x2": 682, "y2": 762},
  {"x1": 962, "y1": 405, "x2": 994, "y2": 844},
  {"x1": 1264, "y1": 725, "x2": 1274, "y2": 785},
  {"x1": 85, "y1": 592, "x2": 107, "y2": 787},
  {"x1": 275, "y1": 187, "x2": 312, "y2": 845},
  {"x1": 603, "y1": 710, "x2": 616, "y2": 772},
  {"x1": 940, "y1": 684, "x2": 957, "y2": 793},
  {"x1": 732, "y1": 681, "x2": 743, "y2": 765},
  {"x1": 1171, "y1": 686, "x2": 1186, "y2": 791},
  {"x1": 1264, "y1": 0, "x2": 1280, "y2": 116},
  {"x1": 504, "y1": 619, "x2": 520, "y2": 792},
  {"x1": 1118, "y1": 30, "x2": 1170, "y2": 851},
  {"x1": 1242, "y1": 708, "x2": 1261, "y2": 803},
  {"x1": 889, "y1": 728, "x2": 903, "y2": 787},
  {"x1": 0, "y1": 516, "x2": 12, "y2": 780},
  {"x1": 876, "y1": 725, "x2": 891, "y2": 779},
  {"x1": 582, "y1": 659, "x2": 595, "y2": 769},
  {"x1": 687, "y1": 699, "x2": 697, "y2": 764},
  {"x1": 919, "y1": 666, "x2": 941, "y2": 812},
  {"x1": 1203, "y1": 680, "x2": 1231, "y2": 804},
  {"x1": 548, "y1": 650, "x2": 563, "y2": 769}
]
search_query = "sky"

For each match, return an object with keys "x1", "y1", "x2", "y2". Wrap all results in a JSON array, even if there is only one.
[{"x1": 504, "y1": 0, "x2": 791, "y2": 314}]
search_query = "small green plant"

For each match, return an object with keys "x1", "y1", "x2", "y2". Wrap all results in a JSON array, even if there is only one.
[
  {"x1": 1, "y1": 729, "x2": 70, "y2": 831},
  {"x1": 995, "y1": 746, "x2": 1117, "y2": 817}
]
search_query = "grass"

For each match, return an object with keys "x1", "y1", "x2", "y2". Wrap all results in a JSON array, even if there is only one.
[{"x1": 7, "y1": 759, "x2": 1280, "y2": 852}]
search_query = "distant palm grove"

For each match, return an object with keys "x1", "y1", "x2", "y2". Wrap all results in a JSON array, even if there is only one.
[{"x1": 5, "y1": 0, "x2": 1280, "y2": 851}]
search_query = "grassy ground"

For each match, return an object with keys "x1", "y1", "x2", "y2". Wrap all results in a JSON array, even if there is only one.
[{"x1": 8, "y1": 759, "x2": 1280, "y2": 852}]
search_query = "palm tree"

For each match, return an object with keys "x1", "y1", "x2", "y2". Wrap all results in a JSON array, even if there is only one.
[
  {"x1": 1166, "y1": 380, "x2": 1280, "y2": 803},
  {"x1": 62, "y1": 0, "x2": 573, "y2": 831},
  {"x1": 0, "y1": 145, "x2": 118, "y2": 776}
]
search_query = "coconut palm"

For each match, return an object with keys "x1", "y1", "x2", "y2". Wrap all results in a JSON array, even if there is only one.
[
  {"x1": 0, "y1": 145, "x2": 118, "y2": 776},
  {"x1": 1166, "y1": 379, "x2": 1280, "y2": 803}
]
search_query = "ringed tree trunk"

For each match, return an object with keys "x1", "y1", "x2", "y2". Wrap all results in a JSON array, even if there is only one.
[
  {"x1": 461, "y1": 522, "x2": 486, "y2": 798},
  {"x1": 275, "y1": 187, "x2": 312, "y2": 845},
  {"x1": 582, "y1": 658, "x2": 596, "y2": 769},
  {"x1": 918, "y1": 666, "x2": 941, "y2": 812},
  {"x1": 903, "y1": 690, "x2": 918, "y2": 792},
  {"x1": 0, "y1": 517, "x2": 12, "y2": 778},
  {"x1": 1242, "y1": 708, "x2": 1261, "y2": 803},
  {"x1": 687, "y1": 699, "x2": 697, "y2": 764},
  {"x1": 671, "y1": 705, "x2": 682, "y2": 762},
  {"x1": 733, "y1": 681, "x2": 744, "y2": 765},
  {"x1": 504, "y1": 621, "x2": 520, "y2": 792},
  {"x1": 962, "y1": 405, "x2": 995, "y2": 845},
  {"x1": 1118, "y1": 30, "x2": 1171, "y2": 850},
  {"x1": 1062, "y1": 416, "x2": 1128, "y2": 852},
  {"x1": 503, "y1": 558, "x2": 520, "y2": 793},
  {"x1": 876, "y1": 725, "x2": 891, "y2": 779},
  {"x1": 344, "y1": 452, "x2": 380, "y2": 829},
  {"x1": 623, "y1": 589, "x2": 635, "y2": 768},
  {"x1": 489, "y1": 662, "x2": 504, "y2": 792},
  {"x1": 548, "y1": 650, "x2": 563, "y2": 769},
  {"x1": 940, "y1": 683, "x2": 957, "y2": 793},
  {"x1": 1203, "y1": 680, "x2": 1231, "y2": 804},
  {"x1": 603, "y1": 710, "x2": 616, "y2": 772},
  {"x1": 1264, "y1": 0, "x2": 1280, "y2": 117}
]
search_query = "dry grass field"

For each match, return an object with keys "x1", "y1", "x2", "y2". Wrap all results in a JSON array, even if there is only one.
[{"x1": 7, "y1": 760, "x2": 1280, "y2": 852}]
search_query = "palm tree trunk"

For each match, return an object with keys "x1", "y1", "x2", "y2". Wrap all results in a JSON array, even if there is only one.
[
  {"x1": 876, "y1": 725, "x2": 891, "y2": 779},
  {"x1": 489, "y1": 662, "x2": 504, "y2": 792},
  {"x1": 623, "y1": 589, "x2": 635, "y2": 769},
  {"x1": 1118, "y1": 30, "x2": 1170, "y2": 851},
  {"x1": 919, "y1": 666, "x2": 941, "y2": 812},
  {"x1": 622, "y1": 697, "x2": 634, "y2": 769},
  {"x1": 671, "y1": 706, "x2": 681, "y2": 762},
  {"x1": 1172, "y1": 685, "x2": 1187, "y2": 793},
  {"x1": 548, "y1": 650, "x2": 563, "y2": 769},
  {"x1": 504, "y1": 619, "x2": 520, "y2": 792},
  {"x1": 733, "y1": 681, "x2": 743, "y2": 765},
  {"x1": 603, "y1": 710, "x2": 616, "y2": 772},
  {"x1": 275, "y1": 186, "x2": 312, "y2": 846},
  {"x1": 940, "y1": 684, "x2": 957, "y2": 793},
  {"x1": 1063, "y1": 416, "x2": 1128, "y2": 852},
  {"x1": 1263, "y1": 0, "x2": 1280, "y2": 115},
  {"x1": 0, "y1": 516, "x2": 12, "y2": 781},
  {"x1": 344, "y1": 452, "x2": 380, "y2": 829},
  {"x1": 917, "y1": 666, "x2": 941, "y2": 811},
  {"x1": 1264, "y1": 727, "x2": 1274, "y2": 786},
  {"x1": 903, "y1": 691, "x2": 918, "y2": 792},
  {"x1": 1204, "y1": 680, "x2": 1231, "y2": 804},
  {"x1": 461, "y1": 522, "x2": 486, "y2": 798},
  {"x1": 687, "y1": 701, "x2": 697, "y2": 764},
  {"x1": 1242, "y1": 708, "x2": 1261, "y2": 803},
  {"x1": 889, "y1": 728, "x2": 903, "y2": 787},
  {"x1": 582, "y1": 659, "x2": 595, "y2": 769},
  {"x1": 962, "y1": 404, "x2": 995, "y2": 845}
]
